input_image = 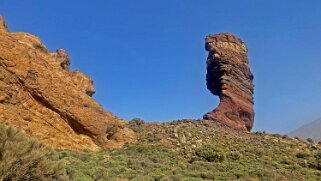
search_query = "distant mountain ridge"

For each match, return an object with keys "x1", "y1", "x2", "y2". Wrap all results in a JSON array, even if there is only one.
[{"x1": 289, "y1": 118, "x2": 321, "y2": 142}]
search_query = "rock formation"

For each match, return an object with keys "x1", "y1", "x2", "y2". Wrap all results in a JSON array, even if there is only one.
[
  {"x1": 0, "y1": 16, "x2": 136, "y2": 151},
  {"x1": 203, "y1": 33, "x2": 254, "y2": 131}
]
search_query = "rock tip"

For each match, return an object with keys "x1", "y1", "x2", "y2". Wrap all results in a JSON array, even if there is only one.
[
  {"x1": 0, "y1": 16, "x2": 9, "y2": 32},
  {"x1": 205, "y1": 32, "x2": 244, "y2": 44}
]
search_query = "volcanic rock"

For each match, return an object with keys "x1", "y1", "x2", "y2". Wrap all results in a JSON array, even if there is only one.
[
  {"x1": 203, "y1": 33, "x2": 254, "y2": 131},
  {"x1": 0, "y1": 16, "x2": 136, "y2": 151}
]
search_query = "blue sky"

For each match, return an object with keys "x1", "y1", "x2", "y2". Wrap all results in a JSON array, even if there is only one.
[{"x1": 1, "y1": 0, "x2": 321, "y2": 134}]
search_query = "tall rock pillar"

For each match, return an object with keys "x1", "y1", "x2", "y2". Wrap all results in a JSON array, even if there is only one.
[{"x1": 203, "y1": 33, "x2": 254, "y2": 131}]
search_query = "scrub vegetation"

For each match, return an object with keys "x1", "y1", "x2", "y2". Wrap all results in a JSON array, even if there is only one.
[{"x1": 2, "y1": 120, "x2": 321, "y2": 180}]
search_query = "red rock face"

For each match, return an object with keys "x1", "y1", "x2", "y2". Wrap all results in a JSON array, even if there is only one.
[
  {"x1": 0, "y1": 16, "x2": 136, "y2": 151},
  {"x1": 203, "y1": 33, "x2": 254, "y2": 131}
]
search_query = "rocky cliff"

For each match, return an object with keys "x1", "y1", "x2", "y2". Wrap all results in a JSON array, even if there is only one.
[
  {"x1": 203, "y1": 33, "x2": 254, "y2": 131},
  {"x1": 0, "y1": 16, "x2": 136, "y2": 151}
]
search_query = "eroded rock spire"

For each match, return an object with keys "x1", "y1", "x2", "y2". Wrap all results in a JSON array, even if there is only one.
[{"x1": 203, "y1": 33, "x2": 254, "y2": 131}]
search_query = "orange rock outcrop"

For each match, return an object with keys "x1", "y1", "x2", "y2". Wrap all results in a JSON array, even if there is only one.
[{"x1": 0, "y1": 16, "x2": 136, "y2": 151}]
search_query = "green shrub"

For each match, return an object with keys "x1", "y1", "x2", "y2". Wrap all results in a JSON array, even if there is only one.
[
  {"x1": 195, "y1": 144, "x2": 226, "y2": 162},
  {"x1": 309, "y1": 160, "x2": 321, "y2": 170},
  {"x1": 226, "y1": 151, "x2": 242, "y2": 161},
  {"x1": 129, "y1": 118, "x2": 145, "y2": 126},
  {"x1": 128, "y1": 118, "x2": 145, "y2": 133},
  {"x1": 0, "y1": 123, "x2": 68, "y2": 181},
  {"x1": 296, "y1": 152, "x2": 311, "y2": 159},
  {"x1": 314, "y1": 151, "x2": 321, "y2": 160}
]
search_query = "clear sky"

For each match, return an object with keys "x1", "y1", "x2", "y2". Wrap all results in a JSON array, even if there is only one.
[{"x1": 1, "y1": 0, "x2": 321, "y2": 134}]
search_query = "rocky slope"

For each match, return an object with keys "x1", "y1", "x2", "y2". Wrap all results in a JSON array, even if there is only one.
[
  {"x1": 0, "y1": 16, "x2": 136, "y2": 151},
  {"x1": 58, "y1": 119, "x2": 321, "y2": 180},
  {"x1": 203, "y1": 33, "x2": 255, "y2": 131}
]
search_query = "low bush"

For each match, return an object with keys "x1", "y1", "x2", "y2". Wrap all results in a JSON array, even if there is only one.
[
  {"x1": 226, "y1": 151, "x2": 242, "y2": 161},
  {"x1": 0, "y1": 123, "x2": 68, "y2": 181},
  {"x1": 128, "y1": 118, "x2": 145, "y2": 133},
  {"x1": 194, "y1": 144, "x2": 226, "y2": 162},
  {"x1": 314, "y1": 151, "x2": 321, "y2": 160},
  {"x1": 296, "y1": 152, "x2": 311, "y2": 159}
]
